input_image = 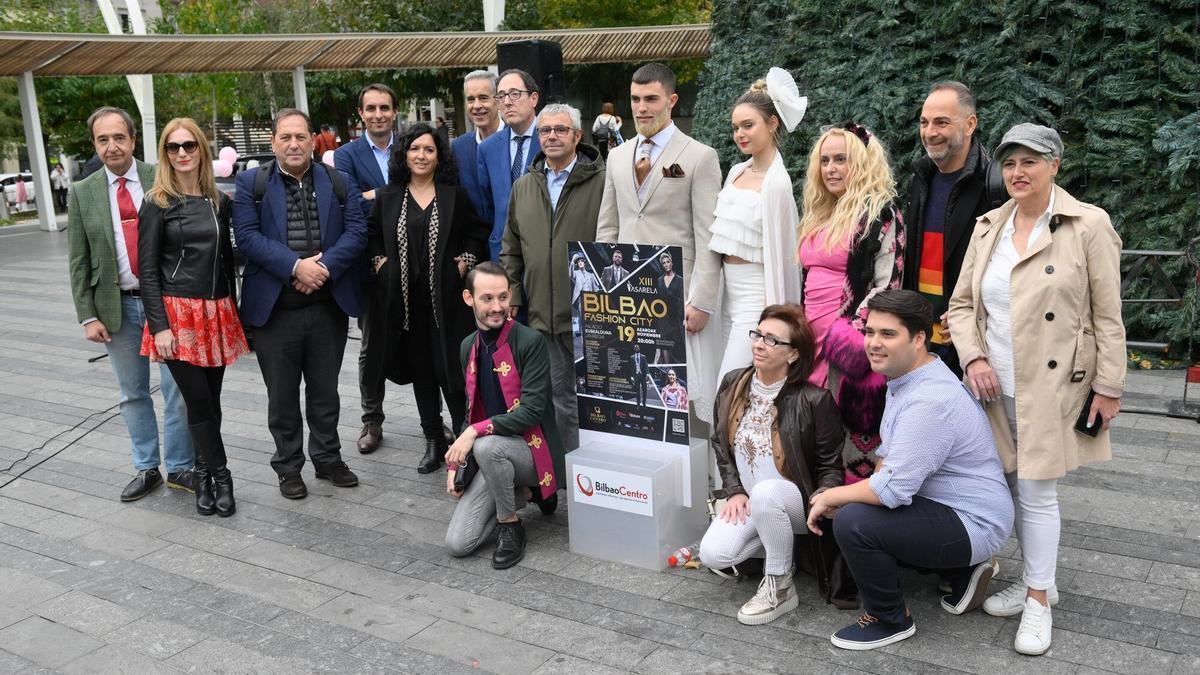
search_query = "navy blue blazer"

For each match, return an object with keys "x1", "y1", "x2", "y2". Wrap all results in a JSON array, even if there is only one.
[
  {"x1": 333, "y1": 134, "x2": 389, "y2": 218},
  {"x1": 232, "y1": 163, "x2": 367, "y2": 327},
  {"x1": 451, "y1": 132, "x2": 488, "y2": 226},
  {"x1": 476, "y1": 126, "x2": 539, "y2": 260}
]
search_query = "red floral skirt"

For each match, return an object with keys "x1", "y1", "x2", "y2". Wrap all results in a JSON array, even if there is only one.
[{"x1": 140, "y1": 296, "x2": 250, "y2": 367}]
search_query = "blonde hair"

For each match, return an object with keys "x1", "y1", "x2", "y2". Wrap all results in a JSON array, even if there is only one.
[
  {"x1": 733, "y1": 79, "x2": 781, "y2": 146},
  {"x1": 797, "y1": 127, "x2": 896, "y2": 253},
  {"x1": 147, "y1": 117, "x2": 220, "y2": 208}
]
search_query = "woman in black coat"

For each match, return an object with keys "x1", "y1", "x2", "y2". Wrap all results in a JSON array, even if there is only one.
[
  {"x1": 366, "y1": 123, "x2": 488, "y2": 474},
  {"x1": 699, "y1": 303, "x2": 855, "y2": 625}
]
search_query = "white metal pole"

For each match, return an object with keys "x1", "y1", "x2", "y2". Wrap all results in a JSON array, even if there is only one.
[
  {"x1": 17, "y1": 71, "x2": 57, "y2": 232},
  {"x1": 292, "y1": 67, "x2": 309, "y2": 114}
]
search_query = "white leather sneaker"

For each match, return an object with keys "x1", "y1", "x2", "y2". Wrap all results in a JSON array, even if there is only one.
[
  {"x1": 1014, "y1": 596, "x2": 1053, "y2": 655},
  {"x1": 983, "y1": 582, "x2": 1059, "y2": 617},
  {"x1": 737, "y1": 571, "x2": 798, "y2": 625}
]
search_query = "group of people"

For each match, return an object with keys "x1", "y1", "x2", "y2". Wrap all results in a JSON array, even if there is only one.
[{"x1": 66, "y1": 60, "x2": 1126, "y2": 657}]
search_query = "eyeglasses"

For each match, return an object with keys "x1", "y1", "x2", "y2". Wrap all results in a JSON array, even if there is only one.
[
  {"x1": 496, "y1": 90, "x2": 530, "y2": 102},
  {"x1": 748, "y1": 329, "x2": 793, "y2": 348},
  {"x1": 165, "y1": 141, "x2": 200, "y2": 155},
  {"x1": 537, "y1": 125, "x2": 574, "y2": 137}
]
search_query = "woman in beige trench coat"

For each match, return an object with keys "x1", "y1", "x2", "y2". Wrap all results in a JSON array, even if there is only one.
[{"x1": 947, "y1": 123, "x2": 1126, "y2": 657}]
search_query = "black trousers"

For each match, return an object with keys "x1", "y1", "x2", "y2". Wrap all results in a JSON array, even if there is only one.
[
  {"x1": 164, "y1": 361, "x2": 225, "y2": 424},
  {"x1": 407, "y1": 304, "x2": 466, "y2": 439},
  {"x1": 358, "y1": 282, "x2": 387, "y2": 425},
  {"x1": 833, "y1": 495, "x2": 974, "y2": 624},
  {"x1": 254, "y1": 299, "x2": 349, "y2": 477}
]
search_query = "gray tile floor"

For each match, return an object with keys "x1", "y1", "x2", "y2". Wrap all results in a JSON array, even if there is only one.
[{"x1": 1, "y1": 228, "x2": 1198, "y2": 673}]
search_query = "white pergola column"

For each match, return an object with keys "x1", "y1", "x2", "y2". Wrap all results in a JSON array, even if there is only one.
[
  {"x1": 292, "y1": 66, "x2": 309, "y2": 113},
  {"x1": 17, "y1": 71, "x2": 56, "y2": 233},
  {"x1": 483, "y1": 0, "x2": 504, "y2": 74},
  {"x1": 96, "y1": 0, "x2": 156, "y2": 161}
]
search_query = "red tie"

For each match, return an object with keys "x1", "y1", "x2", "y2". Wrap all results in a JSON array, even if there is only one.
[{"x1": 116, "y1": 177, "x2": 139, "y2": 277}]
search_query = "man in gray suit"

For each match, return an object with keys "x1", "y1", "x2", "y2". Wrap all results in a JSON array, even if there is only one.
[{"x1": 596, "y1": 62, "x2": 723, "y2": 415}]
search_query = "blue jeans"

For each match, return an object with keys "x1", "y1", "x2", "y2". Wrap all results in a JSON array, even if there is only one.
[{"x1": 104, "y1": 294, "x2": 194, "y2": 473}]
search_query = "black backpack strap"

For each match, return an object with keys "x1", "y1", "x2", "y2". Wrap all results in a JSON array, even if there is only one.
[
  {"x1": 256, "y1": 159, "x2": 347, "y2": 207},
  {"x1": 253, "y1": 159, "x2": 274, "y2": 208},
  {"x1": 320, "y1": 162, "x2": 347, "y2": 206}
]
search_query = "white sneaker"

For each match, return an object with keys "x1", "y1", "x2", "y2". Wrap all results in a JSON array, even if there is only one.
[
  {"x1": 737, "y1": 572, "x2": 798, "y2": 625},
  {"x1": 1014, "y1": 596, "x2": 1052, "y2": 655},
  {"x1": 983, "y1": 582, "x2": 1059, "y2": 617}
]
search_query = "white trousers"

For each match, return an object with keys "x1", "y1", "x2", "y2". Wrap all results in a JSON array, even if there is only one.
[
  {"x1": 716, "y1": 262, "x2": 766, "y2": 383},
  {"x1": 698, "y1": 479, "x2": 807, "y2": 576},
  {"x1": 1002, "y1": 395, "x2": 1060, "y2": 589}
]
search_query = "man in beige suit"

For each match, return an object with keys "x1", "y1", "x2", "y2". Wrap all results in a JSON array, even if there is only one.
[{"x1": 596, "y1": 62, "x2": 723, "y2": 415}]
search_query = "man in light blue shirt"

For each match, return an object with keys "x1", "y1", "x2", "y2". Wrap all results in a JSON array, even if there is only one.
[
  {"x1": 807, "y1": 289, "x2": 1013, "y2": 651},
  {"x1": 499, "y1": 103, "x2": 605, "y2": 451}
]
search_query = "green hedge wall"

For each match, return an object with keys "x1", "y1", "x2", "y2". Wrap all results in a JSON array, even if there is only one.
[{"x1": 692, "y1": 0, "x2": 1200, "y2": 353}]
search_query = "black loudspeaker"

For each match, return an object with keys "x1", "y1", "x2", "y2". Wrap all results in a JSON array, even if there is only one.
[{"x1": 496, "y1": 40, "x2": 565, "y2": 110}]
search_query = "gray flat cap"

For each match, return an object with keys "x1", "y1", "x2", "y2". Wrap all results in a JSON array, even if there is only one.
[{"x1": 994, "y1": 123, "x2": 1063, "y2": 161}]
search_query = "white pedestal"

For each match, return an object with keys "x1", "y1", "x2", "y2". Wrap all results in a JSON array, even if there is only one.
[{"x1": 566, "y1": 439, "x2": 709, "y2": 571}]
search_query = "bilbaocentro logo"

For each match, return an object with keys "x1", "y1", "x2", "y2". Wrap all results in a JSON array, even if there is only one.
[
  {"x1": 576, "y1": 473, "x2": 594, "y2": 496},
  {"x1": 575, "y1": 472, "x2": 648, "y2": 503}
]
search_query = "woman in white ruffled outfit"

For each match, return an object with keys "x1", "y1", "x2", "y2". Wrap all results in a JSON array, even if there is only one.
[{"x1": 709, "y1": 69, "x2": 807, "y2": 386}]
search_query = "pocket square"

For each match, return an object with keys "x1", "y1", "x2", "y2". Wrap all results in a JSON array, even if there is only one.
[{"x1": 662, "y1": 164, "x2": 686, "y2": 178}]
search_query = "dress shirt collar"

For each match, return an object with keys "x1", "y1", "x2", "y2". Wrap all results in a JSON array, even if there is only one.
[
  {"x1": 104, "y1": 162, "x2": 140, "y2": 186},
  {"x1": 885, "y1": 355, "x2": 943, "y2": 394},
  {"x1": 369, "y1": 133, "x2": 394, "y2": 154},
  {"x1": 1002, "y1": 188, "x2": 1056, "y2": 238},
  {"x1": 636, "y1": 121, "x2": 676, "y2": 151},
  {"x1": 544, "y1": 155, "x2": 577, "y2": 180}
]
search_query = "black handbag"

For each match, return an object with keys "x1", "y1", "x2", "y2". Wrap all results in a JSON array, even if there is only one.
[{"x1": 452, "y1": 454, "x2": 479, "y2": 492}]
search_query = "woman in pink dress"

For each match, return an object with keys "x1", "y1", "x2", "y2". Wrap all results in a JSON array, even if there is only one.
[{"x1": 797, "y1": 123, "x2": 904, "y2": 482}]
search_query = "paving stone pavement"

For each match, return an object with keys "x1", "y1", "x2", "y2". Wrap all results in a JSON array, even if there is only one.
[{"x1": 2, "y1": 228, "x2": 1199, "y2": 674}]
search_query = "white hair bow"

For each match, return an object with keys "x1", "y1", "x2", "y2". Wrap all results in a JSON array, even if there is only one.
[{"x1": 765, "y1": 67, "x2": 807, "y2": 133}]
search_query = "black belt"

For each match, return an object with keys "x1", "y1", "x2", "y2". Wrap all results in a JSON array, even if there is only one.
[{"x1": 120, "y1": 289, "x2": 141, "y2": 297}]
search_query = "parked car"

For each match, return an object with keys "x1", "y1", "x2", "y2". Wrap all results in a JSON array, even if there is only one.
[{"x1": 0, "y1": 173, "x2": 37, "y2": 212}]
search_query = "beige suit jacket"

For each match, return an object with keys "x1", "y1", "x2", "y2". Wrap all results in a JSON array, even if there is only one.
[{"x1": 595, "y1": 127, "x2": 722, "y2": 310}]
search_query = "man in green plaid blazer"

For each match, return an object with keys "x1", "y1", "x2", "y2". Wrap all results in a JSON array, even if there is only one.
[{"x1": 66, "y1": 106, "x2": 194, "y2": 503}]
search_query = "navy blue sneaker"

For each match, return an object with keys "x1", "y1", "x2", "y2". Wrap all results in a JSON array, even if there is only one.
[
  {"x1": 940, "y1": 558, "x2": 998, "y2": 615},
  {"x1": 831, "y1": 612, "x2": 915, "y2": 651}
]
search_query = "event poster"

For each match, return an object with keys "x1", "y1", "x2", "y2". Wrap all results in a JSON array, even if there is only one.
[{"x1": 569, "y1": 242, "x2": 690, "y2": 449}]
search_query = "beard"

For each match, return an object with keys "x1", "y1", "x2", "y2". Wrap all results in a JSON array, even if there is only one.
[
  {"x1": 924, "y1": 130, "x2": 965, "y2": 163},
  {"x1": 634, "y1": 109, "x2": 671, "y2": 138}
]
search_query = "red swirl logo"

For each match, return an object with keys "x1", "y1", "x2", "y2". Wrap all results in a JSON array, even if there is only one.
[{"x1": 575, "y1": 473, "x2": 594, "y2": 496}]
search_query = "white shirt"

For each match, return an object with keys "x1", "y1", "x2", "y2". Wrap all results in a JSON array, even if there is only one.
[
  {"x1": 104, "y1": 163, "x2": 144, "y2": 290},
  {"x1": 980, "y1": 191, "x2": 1055, "y2": 396},
  {"x1": 733, "y1": 374, "x2": 788, "y2": 494},
  {"x1": 634, "y1": 122, "x2": 677, "y2": 202}
]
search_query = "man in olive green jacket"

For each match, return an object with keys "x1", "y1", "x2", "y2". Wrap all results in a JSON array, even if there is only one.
[
  {"x1": 66, "y1": 106, "x2": 194, "y2": 502},
  {"x1": 500, "y1": 103, "x2": 604, "y2": 452}
]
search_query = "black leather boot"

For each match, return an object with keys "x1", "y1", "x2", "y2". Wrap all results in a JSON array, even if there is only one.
[
  {"x1": 194, "y1": 454, "x2": 215, "y2": 516},
  {"x1": 417, "y1": 435, "x2": 446, "y2": 474},
  {"x1": 492, "y1": 519, "x2": 526, "y2": 569},
  {"x1": 191, "y1": 419, "x2": 235, "y2": 517}
]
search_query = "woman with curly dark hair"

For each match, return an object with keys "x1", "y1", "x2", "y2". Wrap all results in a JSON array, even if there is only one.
[{"x1": 367, "y1": 123, "x2": 489, "y2": 473}]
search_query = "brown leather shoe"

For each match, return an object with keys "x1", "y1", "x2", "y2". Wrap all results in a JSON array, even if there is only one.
[{"x1": 357, "y1": 422, "x2": 382, "y2": 454}]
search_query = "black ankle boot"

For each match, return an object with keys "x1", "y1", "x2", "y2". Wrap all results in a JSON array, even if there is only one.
[
  {"x1": 189, "y1": 419, "x2": 234, "y2": 517},
  {"x1": 493, "y1": 519, "x2": 526, "y2": 569},
  {"x1": 417, "y1": 435, "x2": 446, "y2": 474},
  {"x1": 194, "y1": 457, "x2": 215, "y2": 516},
  {"x1": 212, "y1": 467, "x2": 235, "y2": 517}
]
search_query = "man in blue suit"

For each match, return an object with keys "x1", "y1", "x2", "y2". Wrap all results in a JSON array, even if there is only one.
[
  {"x1": 451, "y1": 70, "x2": 501, "y2": 221},
  {"x1": 233, "y1": 108, "x2": 367, "y2": 500},
  {"x1": 334, "y1": 83, "x2": 397, "y2": 455},
  {"x1": 476, "y1": 68, "x2": 541, "y2": 260}
]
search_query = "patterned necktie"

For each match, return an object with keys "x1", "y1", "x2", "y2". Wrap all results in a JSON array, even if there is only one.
[
  {"x1": 116, "y1": 177, "x2": 139, "y2": 277},
  {"x1": 510, "y1": 135, "x2": 527, "y2": 183},
  {"x1": 635, "y1": 139, "x2": 654, "y2": 187}
]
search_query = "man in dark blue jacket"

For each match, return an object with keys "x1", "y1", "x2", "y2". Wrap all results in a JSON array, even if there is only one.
[
  {"x1": 451, "y1": 70, "x2": 502, "y2": 222},
  {"x1": 334, "y1": 83, "x2": 397, "y2": 455},
  {"x1": 233, "y1": 108, "x2": 367, "y2": 500}
]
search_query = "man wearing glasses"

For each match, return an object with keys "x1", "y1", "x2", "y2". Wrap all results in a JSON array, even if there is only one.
[
  {"x1": 452, "y1": 70, "x2": 502, "y2": 221},
  {"x1": 476, "y1": 69, "x2": 541, "y2": 260},
  {"x1": 499, "y1": 103, "x2": 604, "y2": 452}
]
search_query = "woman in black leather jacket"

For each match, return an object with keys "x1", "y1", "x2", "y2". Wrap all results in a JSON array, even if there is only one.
[
  {"x1": 698, "y1": 303, "x2": 853, "y2": 625},
  {"x1": 138, "y1": 117, "x2": 249, "y2": 517}
]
